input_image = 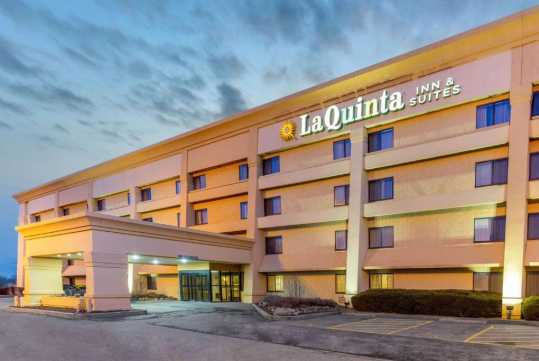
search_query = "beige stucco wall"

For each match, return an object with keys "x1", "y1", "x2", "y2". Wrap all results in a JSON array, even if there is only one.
[
  {"x1": 193, "y1": 161, "x2": 247, "y2": 188},
  {"x1": 63, "y1": 202, "x2": 87, "y2": 214},
  {"x1": 142, "y1": 179, "x2": 178, "y2": 201},
  {"x1": 266, "y1": 271, "x2": 345, "y2": 303},
  {"x1": 156, "y1": 275, "x2": 179, "y2": 298},
  {"x1": 393, "y1": 272, "x2": 474, "y2": 290},
  {"x1": 34, "y1": 209, "x2": 56, "y2": 222},
  {"x1": 193, "y1": 195, "x2": 248, "y2": 224},
  {"x1": 98, "y1": 191, "x2": 129, "y2": 211},
  {"x1": 142, "y1": 206, "x2": 181, "y2": 226},
  {"x1": 266, "y1": 223, "x2": 347, "y2": 254}
]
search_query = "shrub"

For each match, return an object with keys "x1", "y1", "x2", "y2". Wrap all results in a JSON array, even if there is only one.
[
  {"x1": 351, "y1": 289, "x2": 501, "y2": 318},
  {"x1": 262, "y1": 295, "x2": 337, "y2": 308},
  {"x1": 523, "y1": 295, "x2": 539, "y2": 321}
]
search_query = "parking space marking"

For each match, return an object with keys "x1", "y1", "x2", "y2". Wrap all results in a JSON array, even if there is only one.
[
  {"x1": 464, "y1": 325, "x2": 539, "y2": 349},
  {"x1": 326, "y1": 318, "x2": 432, "y2": 335}
]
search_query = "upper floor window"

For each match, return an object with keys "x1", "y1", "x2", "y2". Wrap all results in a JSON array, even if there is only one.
[
  {"x1": 369, "y1": 226, "x2": 394, "y2": 249},
  {"x1": 335, "y1": 274, "x2": 346, "y2": 294},
  {"x1": 195, "y1": 209, "x2": 208, "y2": 225},
  {"x1": 176, "y1": 180, "x2": 181, "y2": 194},
  {"x1": 335, "y1": 230, "x2": 347, "y2": 251},
  {"x1": 67, "y1": 260, "x2": 74, "y2": 266},
  {"x1": 239, "y1": 164, "x2": 249, "y2": 180},
  {"x1": 476, "y1": 100, "x2": 511, "y2": 129},
  {"x1": 97, "y1": 199, "x2": 106, "y2": 211},
  {"x1": 334, "y1": 185, "x2": 350, "y2": 206},
  {"x1": 370, "y1": 274, "x2": 394, "y2": 289},
  {"x1": 127, "y1": 193, "x2": 131, "y2": 205},
  {"x1": 532, "y1": 91, "x2": 539, "y2": 118},
  {"x1": 263, "y1": 156, "x2": 280, "y2": 175},
  {"x1": 193, "y1": 175, "x2": 206, "y2": 190},
  {"x1": 529, "y1": 213, "x2": 539, "y2": 240},
  {"x1": 240, "y1": 202, "x2": 248, "y2": 219},
  {"x1": 530, "y1": 153, "x2": 539, "y2": 180},
  {"x1": 474, "y1": 216, "x2": 506, "y2": 243},
  {"x1": 264, "y1": 196, "x2": 281, "y2": 216},
  {"x1": 34, "y1": 215, "x2": 41, "y2": 223},
  {"x1": 63, "y1": 208, "x2": 70, "y2": 216},
  {"x1": 333, "y1": 139, "x2": 351, "y2": 160},
  {"x1": 475, "y1": 159, "x2": 508, "y2": 187},
  {"x1": 141, "y1": 188, "x2": 152, "y2": 202},
  {"x1": 368, "y1": 128, "x2": 394, "y2": 153},
  {"x1": 369, "y1": 178, "x2": 394, "y2": 202},
  {"x1": 142, "y1": 217, "x2": 153, "y2": 222},
  {"x1": 266, "y1": 236, "x2": 282, "y2": 254},
  {"x1": 177, "y1": 213, "x2": 181, "y2": 227}
]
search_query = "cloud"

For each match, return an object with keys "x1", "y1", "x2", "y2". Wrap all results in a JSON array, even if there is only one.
[
  {"x1": 29, "y1": 133, "x2": 85, "y2": 151},
  {"x1": 126, "y1": 60, "x2": 152, "y2": 79},
  {"x1": 207, "y1": 54, "x2": 246, "y2": 80},
  {"x1": 0, "y1": 36, "x2": 43, "y2": 78},
  {"x1": 77, "y1": 119, "x2": 93, "y2": 127},
  {"x1": 63, "y1": 47, "x2": 98, "y2": 68},
  {"x1": 0, "y1": 96, "x2": 30, "y2": 115},
  {"x1": 155, "y1": 114, "x2": 182, "y2": 127},
  {"x1": 217, "y1": 82, "x2": 247, "y2": 118},
  {"x1": 0, "y1": 120, "x2": 14, "y2": 129},
  {"x1": 53, "y1": 123, "x2": 69, "y2": 134}
]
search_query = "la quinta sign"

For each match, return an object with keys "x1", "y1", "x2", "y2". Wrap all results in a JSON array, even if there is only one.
[{"x1": 294, "y1": 77, "x2": 461, "y2": 139}]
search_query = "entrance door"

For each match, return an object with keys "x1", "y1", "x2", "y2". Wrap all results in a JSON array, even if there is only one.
[{"x1": 180, "y1": 271, "x2": 210, "y2": 301}]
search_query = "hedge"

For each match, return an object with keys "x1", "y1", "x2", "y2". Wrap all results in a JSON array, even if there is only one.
[
  {"x1": 351, "y1": 289, "x2": 501, "y2": 318},
  {"x1": 523, "y1": 295, "x2": 539, "y2": 321},
  {"x1": 262, "y1": 296, "x2": 337, "y2": 308}
]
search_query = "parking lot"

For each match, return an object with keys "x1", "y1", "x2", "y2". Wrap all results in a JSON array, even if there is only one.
[{"x1": 2, "y1": 298, "x2": 539, "y2": 360}]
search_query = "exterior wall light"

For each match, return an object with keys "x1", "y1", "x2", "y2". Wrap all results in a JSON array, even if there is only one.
[{"x1": 506, "y1": 305, "x2": 514, "y2": 319}]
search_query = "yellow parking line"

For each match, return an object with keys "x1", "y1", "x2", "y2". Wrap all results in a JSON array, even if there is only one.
[
  {"x1": 387, "y1": 321, "x2": 432, "y2": 334},
  {"x1": 463, "y1": 325, "x2": 494, "y2": 343},
  {"x1": 327, "y1": 318, "x2": 432, "y2": 335},
  {"x1": 326, "y1": 317, "x2": 377, "y2": 329}
]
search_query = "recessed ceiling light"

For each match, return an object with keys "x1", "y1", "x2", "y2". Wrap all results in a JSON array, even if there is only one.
[
  {"x1": 181, "y1": 259, "x2": 187, "y2": 263},
  {"x1": 77, "y1": 253, "x2": 82, "y2": 256},
  {"x1": 152, "y1": 259, "x2": 159, "y2": 264},
  {"x1": 132, "y1": 255, "x2": 140, "y2": 260}
]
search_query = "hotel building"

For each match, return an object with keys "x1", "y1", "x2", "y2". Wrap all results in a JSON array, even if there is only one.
[{"x1": 13, "y1": 7, "x2": 539, "y2": 318}]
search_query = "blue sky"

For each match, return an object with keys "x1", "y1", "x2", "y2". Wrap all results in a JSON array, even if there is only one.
[{"x1": 0, "y1": 0, "x2": 538, "y2": 276}]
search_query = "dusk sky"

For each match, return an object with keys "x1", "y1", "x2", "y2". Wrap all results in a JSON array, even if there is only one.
[{"x1": 0, "y1": 0, "x2": 538, "y2": 276}]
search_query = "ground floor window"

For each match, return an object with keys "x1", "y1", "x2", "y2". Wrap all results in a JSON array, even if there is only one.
[
  {"x1": 267, "y1": 275, "x2": 284, "y2": 292},
  {"x1": 147, "y1": 276, "x2": 157, "y2": 290},
  {"x1": 473, "y1": 272, "x2": 502, "y2": 294},
  {"x1": 335, "y1": 274, "x2": 346, "y2": 294},
  {"x1": 527, "y1": 272, "x2": 539, "y2": 297},
  {"x1": 370, "y1": 274, "x2": 394, "y2": 289},
  {"x1": 69, "y1": 277, "x2": 75, "y2": 286}
]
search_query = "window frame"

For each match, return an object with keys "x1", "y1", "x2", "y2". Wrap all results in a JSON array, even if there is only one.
[
  {"x1": 368, "y1": 128, "x2": 394, "y2": 153},
  {"x1": 334, "y1": 185, "x2": 350, "y2": 207},
  {"x1": 127, "y1": 192, "x2": 131, "y2": 205},
  {"x1": 533, "y1": 91, "x2": 539, "y2": 118},
  {"x1": 530, "y1": 152, "x2": 539, "y2": 181},
  {"x1": 63, "y1": 208, "x2": 70, "y2": 216},
  {"x1": 97, "y1": 199, "x2": 105, "y2": 211},
  {"x1": 475, "y1": 158, "x2": 509, "y2": 188},
  {"x1": 333, "y1": 139, "x2": 351, "y2": 160},
  {"x1": 175, "y1": 180, "x2": 181, "y2": 195},
  {"x1": 368, "y1": 226, "x2": 394, "y2": 249},
  {"x1": 267, "y1": 275, "x2": 284, "y2": 292},
  {"x1": 177, "y1": 213, "x2": 181, "y2": 227},
  {"x1": 528, "y1": 213, "x2": 539, "y2": 240},
  {"x1": 240, "y1": 201, "x2": 248, "y2": 220},
  {"x1": 67, "y1": 260, "x2": 74, "y2": 266},
  {"x1": 142, "y1": 217, "x2": 153, "y2": 223},
  {"x1": 34, "y1": 215, "x2": 41, "y2": 223},
  {"x1": 195, "y1": 209, "x2": 208, "y2": 225},
  {"x1": 335, "y1": 274, "x2": 346, "y2": 294},
  {"x1": 141, "y1": 188, "x2": 152, "y2": 202},
  {"x1": 262, "y1": 156, "x2": 280, "y2": 176},
  {"x1": 239, "y1": 164, "x2": 249, "y2": 181},
  {"x1": 473, "y1": 216, "x2": 506, "y2": 243},
  {"x1": 476, "y1": 99, "x2": 511, "y2": 129},
  {"x1": 368, "y1": 177, "x2": 394, "y2": 202},
  {"x1": 265, "y1": 236, "x2": 283, "y2": 255},
  {"x1": 369, "y1": 273, "x2": 394, "y2": 290},
  {"x1": 193, "y1": 175, "x2": 207, "y2": 190},
  {"x1": 335, "y1": 230, "x2": 348, "y2": 251},
  {"x1": 264, "y1": 196, "x2": 281, "y2": 216},
  {"x1": 147, "y1": 276, "x2": 157, "y2": 290}
]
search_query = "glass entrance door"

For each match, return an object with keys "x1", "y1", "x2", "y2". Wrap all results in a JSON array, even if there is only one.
[{"x1": 180, "y1": 271, "x2": 210, "y2": 301}]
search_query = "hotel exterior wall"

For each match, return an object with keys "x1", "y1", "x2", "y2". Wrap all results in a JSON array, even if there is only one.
[
  {"x1": 98, "y1": 191, "x2": 129, "y2": 211},
  {"x1": 266, "y1": 272, "x2": 345, "y2": 303},
  {"x1": 193, "y1": 195, "x2": 248, "y2": 225},
  {"x1": 141, "y1": 206, "x2": 181, "y2": 226},
  {"x1": 393, "y1": 272, "x2": 473, "y2": 290},
  {"x1": 142, "y1": 179, "x2": 179, "y2": 201},
  {"x1": 192, "y1": 161, "x2": 247, "y2": 189},
  {"x1": 266, "y1": 223, "x2": 347, "y2": 254}
]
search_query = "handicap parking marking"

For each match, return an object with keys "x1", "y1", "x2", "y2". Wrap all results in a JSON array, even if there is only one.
[
  {"x1": 464, "y1": 325, "x2": 539, "y2": 349},
  {"x1": 326, "y1": 318, "x2": 433, "y2": 335}
]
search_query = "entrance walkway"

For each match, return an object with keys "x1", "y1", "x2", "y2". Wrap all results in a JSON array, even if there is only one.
[{"x1": 131, "y1": 300, "x2": 254, "y2": 316}]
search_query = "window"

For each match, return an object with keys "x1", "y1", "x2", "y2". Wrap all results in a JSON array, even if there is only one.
[
  {"x1": 369, "y1": 227, "x2": 394, "y2": 249},
  {"x1": 368, "y1": 128, "x2": 394, "y2": 152},
  {"x1": 266, "y1": 236, "x2": 282, "y2": 254},
  {"x1": 369, "y1": 178, "x2": 393, "y2": 202},
  {"x1": 195, "y1": 209, "x2": 208, "y2": 225},
  {"x1": 527, "y1": 271, "x2": 539, "y2": 297},
  {"x1": 194, "y1": 175, "x2": 206, "y2": 190},
  {"x1": 141, "y1": 188, "x2": 151, "y2": 202},
  {"x1": 333, "y1": 139, "x2": 351, "y2": 159},
  {"x1": 529, "y1": 213, "x2": 539, "y2": 239},
  {"x1": 370, "y1": 274, "x2": 394, "y2": 289},
  {"x1": 63, "y1": 208, "x2": 70, "y2": 216},
  {"x1": 97, "y1": 199, "x2": 105, "y2": 211},
  {"x1": 147, "y1": 276, "x2": 157, "y2": 290},
  {"x1": 262, "y1": 156, "x2": 280, "y2": 175},
  {"x1": 127, "y1": 192, "x2": 131, "y2": 205},
  {"x1": 335, "y1": 274, "x2": 346, "y2": 294},
  {"x1": 530, "y1": 153, "x2": 539, "y2": 180},
  {"x1": 476, "y1": 100, "x2": 511, "y2": 128},
  {"x1": 69, "y1": 277, "x2": 75, "y2": 286},
  {"x1": 473, "y1": 273, "x2": 503, "y2": 294},
  {"x1": 142, "y1": 217, "x2": 153, "y2": 222},
  {"x1": 335, "y1": 230, "x2": 347, "y2": 251},
  {"x1": 532, "y1": 91, "x2": 539, "y2": 118},
  {"x1": 239, "y1": 164, "x2": 249, "y2": 180},
  {"x1": 474, "y1": 216, "x2": 506, "y2": 242},
  {"x1": 67, "y1": 260, "x2": 74, "y2": 266},
  {"x1": 264, "y1": 196, "x2": 281, "y2": 216},
  {"x1": 334, "y1": 185, "x2": 350, "y2": 206},
  {"x1": 267, "y1": 275, "x2": 284, "y2": 292},
  {"x1": 177, "y1": 213, "x2": 181, "y2": 227},
  {"x1": 475, "y1": 159, "x2": 508, "y2": 187},
  {"x1": 240, "y1": 202, "x2": 248, "y2": 219},
  {"x1": 34, "y1": 215, "x2": 41, "y2": 223},
  {"x1": 176, "y1": 180, "x2": 181, "y2": 195}
]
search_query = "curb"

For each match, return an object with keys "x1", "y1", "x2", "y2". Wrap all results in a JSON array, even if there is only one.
[
  {"x1": 3, "y1": 306, "x2": 147, "y2": 320},
  {"x1": 252, "y1": 304, "x2": 340, "y2": 321}
]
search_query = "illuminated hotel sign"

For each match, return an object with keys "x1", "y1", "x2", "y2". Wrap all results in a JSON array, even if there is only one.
[{"x1": 293, "y1": 77, "x2": 461, "y2": 139}]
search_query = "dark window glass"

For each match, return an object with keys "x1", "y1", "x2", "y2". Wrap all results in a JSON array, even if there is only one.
[
  {"x1": 335, "y1": 274, "x2": 346, "y2": 294},
  {"x1": 142, "y1": 217, "x2": 153, "y2": 222},
  {"x1": 195, "y1": 209, "x2": 208, "y2": 225},
  {"x1": 473, "y1": 272, "x2": 503, "y2": 294},
  {"x1": 334, "y1": 185, "x2": 350, "y2": 206},
  {"x1": 63, "y1": 208, "x2": 70, "y2": 216},
  {"x1": 69, "y1": 277, "x2": 75, "y2": 286},
  {"x1": 474, "y1": 216, "x2": 506, "y2": 242},
  {"x1": 527, "y1": 271, "x2": 539, "y2": 297},
  {"x1": 368, "y1": 128, "x2": 394, "y2": 152},
  {"x1": 369, "y1": 178, "x2": 393, "y2": 202},
  {"x1": 97, "y1": 199, "x2": 105, "y2": 211},
  {"x1": 35, "y1": 215, "x2": 41, "y2": 222},
  {"x1": 266, "y1": 236, "x2": 283, "y2": 254},
  {"x1": 67, "y1": 260, "x2": 74, "y2": 266},
  {"x1": 476, "y1": 100, "x2": 511, "y2": 128},
  {"x1": 263, "y1": 156, "x2": 280, "y2": 175},
  {"x1": 127, "y1": 193, "x2": 131, "y2": 205},
  {"x1": 176, "y1": 181, "x2": 181, "y2": 194},
  {"x1": 267, "y1": 275, "x2": 284, "y2": 292},
  {"x1": 240, "y1": 202, "x2": 248, "y2": 219},
  {"x1": 141, "y1": 188, "x2": 152, "y2": 202},
  {"x1": 177, "y1": 213, "x2": 181, "y2": 227},
  {"x1": 264, "y1": 197, "x2": 281, "y2": 216},
  {"x1": 529, "y1": 213, "x2": 539, "y2": 239},
  {"x1": 147, "y1": 276, "x2": 157, "y2": 290},
  {"x1": 333, "y1": 139, "x2": 351, "y2": 159},
  {"x1": 239, "y1": 165, "x2": 249, "y2": 180},
  {"x1": 533, "y1": 92, "x2": 539, "y2": 118},
  {"x1": 335, "y1": 230, "x2": 347, "y2": 250},
  {"x1": 475, "y1": 159, "x2": 508, "y2": 187},
  {"x1": 531, "y1": 153, "x2": 539, "y2": 180},
  {"x1": 370, "y1": 274, "x2": 394, "y2": 289},
  {"x1": 193, "y1": 175, "x2": 206, "y2": 190},
  {"x1": 369, "y1": 227, "x2": 394, "y2": 248}
]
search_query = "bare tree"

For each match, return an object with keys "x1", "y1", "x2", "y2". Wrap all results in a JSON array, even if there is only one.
[
  {"x1": 131, "y1": 277, "x2": 146, "y2": 295},
  {"x1": 286, "y1": 276, "x2": 305, "y2": 299}
]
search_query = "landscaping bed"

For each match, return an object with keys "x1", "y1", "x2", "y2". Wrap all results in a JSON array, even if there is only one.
[
  {"x1": 257, "y1": 296, "x2": 338, "y2": 316},
  {"x1": 352, "y1": 289, "x2": 502, "y2": 318},
  {"x1": 131, "y1": 292, "x2": 177, "y2": 301},
  {"x1": 523, "y1": 295, "x2": 539, "y2": 321}
]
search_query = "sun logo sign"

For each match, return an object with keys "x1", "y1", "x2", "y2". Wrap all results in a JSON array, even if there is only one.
[{"x1": 279, "y1": 120, "x2": 296, "y2": 141}]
